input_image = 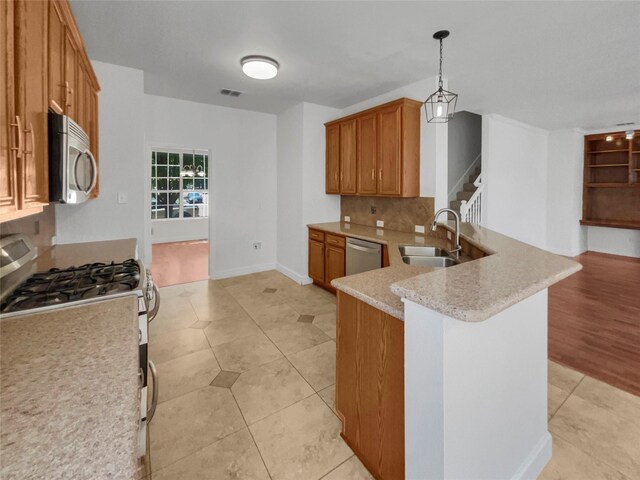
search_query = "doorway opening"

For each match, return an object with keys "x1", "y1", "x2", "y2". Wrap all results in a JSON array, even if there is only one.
[{"x1": 149, "y1": 148, "x2": 210, "y2": 287}]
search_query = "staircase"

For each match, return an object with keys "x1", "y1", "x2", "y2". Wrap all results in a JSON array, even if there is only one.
[{"x1": 450, "y1": 165, "x2": 483, "y2": 224}]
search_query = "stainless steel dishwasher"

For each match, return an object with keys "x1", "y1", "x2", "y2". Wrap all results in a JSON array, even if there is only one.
[{"x1": 346, "y1": 237, "x2": 382, "y2": 275}]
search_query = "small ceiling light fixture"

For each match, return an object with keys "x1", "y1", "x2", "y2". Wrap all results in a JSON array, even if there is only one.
[
  {"x1": 424, "y1": 30, "x2": 458, "y2": 123},
  {"x1": 241, "y1": 55, "x2": 279, "y2": 80},
  {"x1": 605, "y1": 135, "x2": 614, "y2": 142},
  {"x1": 625, "y1": 130, "x2": 634, "y2": 140}
]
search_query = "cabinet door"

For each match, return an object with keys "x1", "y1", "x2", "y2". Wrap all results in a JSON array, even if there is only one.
[
  {"x1": 88, "y1": 88, "x2": 99, "y2": 198},
  {"x1": 48, "y1": 1, "x2": 65, "y2": 114},
  {"x1": 357, "y1": 113, "x2": 377, "y2": 195},
  {"x1": 339, "y1": 119, "x2": 357, "y2": 194},
  {"x1": 326, "y1": 124, "x2": 340, "y2": 194},
  {"x1": 63, "y1": 29, "x2": 77, "y2": 118},
  {"x1": 377, "y1": 104, "x2": 402, "y2": 195},
  {"x1": 0, "y1": 0, "x2": 19, "y2": 216},
  {"x1": 15, "y1": 0, "x2": 49, "y2": 209},
  {"x1": 308, "y1": 240, "x2": 325, "y2": 283},
  {"x1": 75, "y1": 61, "x2": 86, "y2": 131},
  {"x1": 325, "y1": 245, "x2": 345, "y2": 286}
]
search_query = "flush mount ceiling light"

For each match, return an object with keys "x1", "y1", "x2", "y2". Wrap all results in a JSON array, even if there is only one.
[
  {"x1": 423, "y1": 30, "x2": 458, "y2": 123},
  {"x1": 241, "y1": 55, "x2": 279, "y2": 80}
]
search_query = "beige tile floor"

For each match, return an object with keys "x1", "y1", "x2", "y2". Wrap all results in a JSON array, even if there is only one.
[{"x1": 146, "y1": 271, "x2": 640, "y2": 480}]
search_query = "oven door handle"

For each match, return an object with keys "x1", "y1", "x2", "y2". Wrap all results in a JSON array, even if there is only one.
[
  {"x1": 147, "y1": 284, "x2": 160, "y2": 322},
  {"x1": 147, "y1": 360, "x2": 158, "y2": 422}
]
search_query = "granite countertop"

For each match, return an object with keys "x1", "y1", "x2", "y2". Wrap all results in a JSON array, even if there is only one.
[
  {"x1": 0, "y1": 296, "x2": 140, "y2": 479},
  {"x1": 309, "y1": 222, "x2": 581, "y2": 322}
]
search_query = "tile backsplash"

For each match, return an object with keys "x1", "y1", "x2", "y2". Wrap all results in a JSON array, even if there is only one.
[
  {"x1": 340, "y1": 196, "x2": 435, "y2": 233},
  {"x1": 0, "y1": 205, "x2": 56, "y2": 253}
]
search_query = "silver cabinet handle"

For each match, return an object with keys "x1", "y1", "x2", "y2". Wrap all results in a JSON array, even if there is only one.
[
  {"x1": 147, "y1": 284, "x2": 160, "y2": 322},
  {"x1": 147, "y1": 360, "x2": 158, "y2": 422}
]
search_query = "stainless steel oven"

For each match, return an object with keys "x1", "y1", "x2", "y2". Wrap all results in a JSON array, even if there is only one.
[{"x1": 48, "y1": 112, "x2": 97, "y2": 204}]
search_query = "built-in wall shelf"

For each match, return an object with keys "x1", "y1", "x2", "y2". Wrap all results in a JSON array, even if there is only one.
[{"x1": 581, "y1": 130, "x2": 640, "y2": 230}]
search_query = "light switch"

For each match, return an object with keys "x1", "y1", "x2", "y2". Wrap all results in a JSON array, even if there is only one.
[
  {"x1": 117, "y1": 192, "x2": 128, "y2": 204},
  {"x1": 415, "y1": 225, "x2": 425, "y2": 234},
  {"x1": 344, "y1": 216, "x2": 351, "y2": 223},
  {"x1": 376, "y1": 220, "x2": 384, "y2": 228}
]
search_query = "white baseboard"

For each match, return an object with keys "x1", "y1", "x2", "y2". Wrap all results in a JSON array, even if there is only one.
[
  {"x1": 512, "y1": 432, "x2": 552, "y2": 480},
  {"x1": 212, "y1": 262, "x2": 276, "y2": 280},
  {"x1": 276, "y1": 263, "x2": 313, "y2": 285},
  {"x1": 152, "y1": 236, "x2": 208, "y2": 245}
]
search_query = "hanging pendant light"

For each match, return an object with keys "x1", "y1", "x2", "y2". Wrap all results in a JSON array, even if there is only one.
[{"x1": 424, "y1": 30, "x2": 458, "y2": 123}]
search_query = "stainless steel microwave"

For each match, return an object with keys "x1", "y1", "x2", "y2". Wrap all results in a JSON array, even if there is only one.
[{"x1": 48, "y1": 112, "x2": 97, "y2": 204}]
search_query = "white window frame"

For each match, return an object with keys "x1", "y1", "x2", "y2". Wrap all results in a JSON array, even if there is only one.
[{"x1": 151, "y1": 147, "x2": 209, "y2": 221}]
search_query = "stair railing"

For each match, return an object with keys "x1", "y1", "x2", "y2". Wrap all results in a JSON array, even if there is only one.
[{"x1": 460, "y1": 173, "x2": 483, "y2": 224}]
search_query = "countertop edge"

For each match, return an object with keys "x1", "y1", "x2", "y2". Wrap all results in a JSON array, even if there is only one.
[{"x1": 333, "y1": 282, "x2": 405, "y2": 320}]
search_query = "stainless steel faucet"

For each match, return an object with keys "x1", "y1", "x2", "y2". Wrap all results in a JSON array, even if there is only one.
[{"x1": 431, "y1": 208, "x2": 462, "y2": 257}]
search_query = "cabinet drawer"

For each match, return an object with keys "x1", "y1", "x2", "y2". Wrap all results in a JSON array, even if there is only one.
[
  {"x1": 325, "y1": 234, "x2": 346, "y2": 248},
  {"x1": 309, "y1": 229, "x2": 325, "y2": 242}
]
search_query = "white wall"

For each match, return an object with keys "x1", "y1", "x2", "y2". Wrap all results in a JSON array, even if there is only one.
[
  {"x1": 545, "y1": 129, "x2": 587, "y2": 256},
  {"x1": 587, "y1": 226, "x2": 640, "y2": 258},
  {"x1": 145, "y1": 94, "x2": 277, "y2": 278},
  {"x1": 151, "y1": 218, "x2": 208, "y2": 244},
  {"x1": 55, "y1": 61, "x2": 148, "y2": 262},
  {"x1": 482, "y1": 114, "x2": 549, "y2": 249},
  {"x1": 448, "y1": 111, "x2": 481, "y2": 200},
  {"x1": 276, "y1": 102, "x2": 341, "y2": 283},
  {"x1": 276, "y1": 104, "x2": 305, "y2": 281},
  {"x1": 339, "y1": 76, "x2": 447, "y2": 207}
]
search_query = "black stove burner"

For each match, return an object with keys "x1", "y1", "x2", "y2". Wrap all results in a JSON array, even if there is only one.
[{"x1": 1, "y1": 259, "x2": 141, "y2": 313}]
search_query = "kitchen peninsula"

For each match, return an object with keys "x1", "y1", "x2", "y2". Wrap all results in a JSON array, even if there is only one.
[{"x1": 309, "y1": 221, "x2": 581, "y2": 480}]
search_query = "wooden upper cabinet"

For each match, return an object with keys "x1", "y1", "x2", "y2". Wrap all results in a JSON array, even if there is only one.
[
  {"x1": 0, "y1": 0, "x2": 19, "y2": 216},
  {"x1": 377, "y1": 104, "x2": 402, "y2": 195},
  {"x1": 48, "y1": 1, "x2": 65, "y2": 114},
  {"x1": 339, "y1": 119, "x2": 357, "y2": 194},
  {"x1": 325, "y1": 98, "x2": 421, "y2": 197},
  {"x1": 357, "y1": 113, "x2": 377, "y2": 195},
  {"x1": 15, "y1": 0, "x2": 49, "y2": 210},
  {"x1": 63, "y1": 29, "x2": 77, "y2": 118},
  {"x1": 326, "y1": 123, "x2": 340, "y2": 194}
]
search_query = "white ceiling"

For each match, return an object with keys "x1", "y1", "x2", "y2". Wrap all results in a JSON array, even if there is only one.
[{"x1": 70, "y1": 1, "x2": 640, "y2": 131}]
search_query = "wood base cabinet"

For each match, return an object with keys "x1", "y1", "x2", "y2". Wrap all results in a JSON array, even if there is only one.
[
  {"x1": 308, "y1": 228, "x2": 346, "y2": 293},
  {"x1": 336, "y1": 291, "x2": 405, "y2": 480},
  {"x1": 325, "y1": 98, "x2": 421, "y2": 197}
]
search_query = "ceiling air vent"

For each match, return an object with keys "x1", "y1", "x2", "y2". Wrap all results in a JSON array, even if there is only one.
[
  {"x1": 616, "y1": 122, "x2": 634, "y2": 126},
  {"x1": 220, "y1": 89, "x2": 243, "y2": 97}
]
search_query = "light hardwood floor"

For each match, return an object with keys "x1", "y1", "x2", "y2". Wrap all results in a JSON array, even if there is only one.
[{"x1": 150, "y1": 240, "x2": 209, "y2": 287}]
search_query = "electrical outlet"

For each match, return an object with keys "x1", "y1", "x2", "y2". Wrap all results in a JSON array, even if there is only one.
[
  {"x1": 117, "y1": 192, "x2": 128, "y2": 204},
  {"x1": 51, "y1": 235, "x2": 57, "y2": 246},
  {"x1": 447, "y1": 231, "x2": 452, "y2": 240},
  {"x1": 415, "y1": 236, "x2": 425, "y2": 244},
  {"x1": 344, "y1": 215, "x2": 350, "y2": 223},
  {"x1": 370, "y1": 206, "x2": 377, "y2": 214},
  {"x1": 252, "y1": 242, "x2": 262, "y2": 250},
  {"x1": 415, "y1": 225, "x2": 425, "y2": 234},
  {"x1": 376, "y1": 220, "x2": 384, "y2": 228},
  {"x1": 376, "y1": 229, "x2": 384, "y2": 236}
]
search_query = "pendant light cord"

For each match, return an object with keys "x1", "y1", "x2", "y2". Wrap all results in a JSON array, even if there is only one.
[{"x1": 438, "y1": 38, "x2": 444, "y2": 91}]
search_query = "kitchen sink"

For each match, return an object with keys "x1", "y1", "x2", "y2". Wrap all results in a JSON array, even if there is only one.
[
  {"x1": 398, "y1": 244, "x2": 458, "y2": 268},
  {"x1": 398, "y1": 245, "x2": 449, "y2": 257},
  {"x1": 401, "y1": 255, "x2": 458, "y2": 268}
]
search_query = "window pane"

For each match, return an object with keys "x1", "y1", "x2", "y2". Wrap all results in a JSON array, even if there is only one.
[
  {"x1": 168, "y1": 192, "x2": 180, "y2": 205},
  {"x1": 151, "y1": 178, "x2": 156, "y2": 190},
  {"x1": 157, "y1": 165, "x2": 168, "y2": 177},
  {"x1": 194, "y1": 178, "x2": 205, "y2": 190},
  {"x1": 157, "y1": 178, "x2": 167, "y2": 190},
  {"x1": 194, "y1": 154, "x2": 204, "y2": 169},
  {"x1": 156, "y1": 207, "x2": 167, "y2": 219},
  {"x1": 183, "y1": 178, "x2": 194, "y2": 190},
  {"x1": 204, "y1": 156, "x2": 208, "y2": 176},
  {"x1": 169, "y1": 153, "x2": 180, "y2": 165},
  {"x1": 169, "y1": 165, "x2": 180, "y2": 178},
  {"x1": 169, "y1": 178, "x2": 180, "y2": 190},
  {"x1": 151, "y1": 165, "x2": 156, "y2": 179},
  {"x1": 156, "y1": 152, "x2": 168, "y2": 164},
  {"x1": 183, "y1": 191, "x2": 208, "y2": 218},
  {"x1": 183, "y1": 153, "x2": 193, "y2": 167},
  {"x1": 157, "y1": 193, "x2": 168, "y2": 205},
  {"x1": 152, "y1": 152, "x2": 156, "y2": 165}
]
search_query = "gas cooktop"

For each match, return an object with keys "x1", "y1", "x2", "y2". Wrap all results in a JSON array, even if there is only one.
[{"x1": 0, "y1": 259, "x2": 141, "y2": 314}]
